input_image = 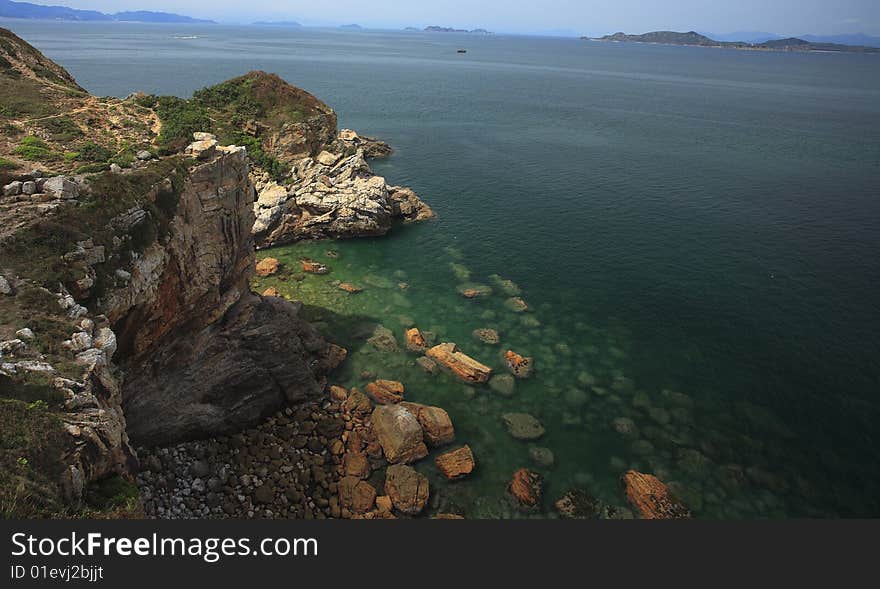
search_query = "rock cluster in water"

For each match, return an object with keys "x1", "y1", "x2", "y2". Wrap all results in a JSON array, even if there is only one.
[{"x1": 252, "y1": 130, "x2": 434, "y2": 248}]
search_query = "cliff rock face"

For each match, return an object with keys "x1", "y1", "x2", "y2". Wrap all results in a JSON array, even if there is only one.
[
  {"x1": 101, "y1": 145, "x2": 337, "y2": 445},
  {"x1": 0, "y1": 140, "x2": 339, "y2": 509}
]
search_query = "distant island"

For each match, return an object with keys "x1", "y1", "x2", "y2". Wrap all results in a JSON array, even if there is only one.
[
  {"x1": 0, "y1": 0, "x2": 213, "y2": 23},
  {"x1": 585, "y1": 30, "x2": 880, "y2": 54},
  {"x1": 252, "y1": 20, "x2": 302, "y2": 27},
  {"x1": 339, "y1": 24, "x2": 363, "y2": 30},
  {"x1": 425, "y1": 26, "x2": 493, "y2": 34}
]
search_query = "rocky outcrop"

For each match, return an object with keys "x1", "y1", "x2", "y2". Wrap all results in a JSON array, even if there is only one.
[
  {"x1": 337, "y1": 128, "x2": 394, "y2": 158},
  {"x1": 252, "y1": 142, "x2": 433, "y2": 248}
]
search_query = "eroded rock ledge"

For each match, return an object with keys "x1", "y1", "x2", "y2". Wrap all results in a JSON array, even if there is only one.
[{"x1": 102, "y1": 144, "x2": 342, "y2": 445}]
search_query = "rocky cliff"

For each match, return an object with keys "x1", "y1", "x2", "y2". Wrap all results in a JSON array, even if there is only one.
[{"x1": 0, "y1": 29, "x2": 371, "y2": 516}]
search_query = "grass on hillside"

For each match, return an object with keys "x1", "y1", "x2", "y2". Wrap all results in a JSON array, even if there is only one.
[{"x1": 0, "y1": 157, "x2": 191, "y2": 303}]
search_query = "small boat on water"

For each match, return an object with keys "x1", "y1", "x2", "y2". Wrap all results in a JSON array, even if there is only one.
[{"x1": 457, "y1": 49, "x2": 467, "y2": 53}]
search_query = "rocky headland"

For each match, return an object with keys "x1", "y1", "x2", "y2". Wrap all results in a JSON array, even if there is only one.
[
  {"x1": 0, "y1": 26, "x2": 689, "y2": 520},
  {"x1": 0, "y1": 27, "x2": 430, "y2": 517}
]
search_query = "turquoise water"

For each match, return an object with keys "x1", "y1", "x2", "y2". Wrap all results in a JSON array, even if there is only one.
[{"x1": 6, "y1": 20, "x2": 879, "y2": 517}]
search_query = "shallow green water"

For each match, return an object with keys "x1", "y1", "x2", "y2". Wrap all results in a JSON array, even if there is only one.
[
  {"x1": 255, "y1": 238, "x2": 834, "y2": 518},
  {"x1": 6, "y1": 20, "x2": 879, "y2": 516}
]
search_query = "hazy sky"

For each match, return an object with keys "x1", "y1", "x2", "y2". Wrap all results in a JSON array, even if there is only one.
[{"x1": 29, "y1": 0, "x2": 880, "y2": 36}]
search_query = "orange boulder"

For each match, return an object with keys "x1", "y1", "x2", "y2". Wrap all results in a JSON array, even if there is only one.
[
  {"x1": 509, "y1": 468, "x2": 543, "y2": 509},
  {"x1": 301, "y1": 259, "x2": 329, "y2": 274},
  {"x1": 622, "y1": 470, "x2": 692, "y2": 519},
  {"x1": 405, "y1": 327, "x2": 428, "y2": 352},
  {"x1": 505, "y1": 350, "x2": 534, "y2": 379},
  {"x1": 426, "y1": 343, "x2": 492, "y2": 384},
  {"x1": 255, "y1": 257, "x2": 280, "y2": 277},
  {"x1": 364, "y1": 380, "x2": 405, "y2": 405},
  {"x1": 435, "y1": 446, "x2": 475, "y2": 480}
]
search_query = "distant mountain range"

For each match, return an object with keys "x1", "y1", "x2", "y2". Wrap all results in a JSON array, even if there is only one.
[
  {"x1": 705, "y1": 31, "x2": 880, "y2": 47},
  {"x1": 0, "y1": 0, "x2": 213, "y2": 23},
  {"x1": 425, "y1": 26, "x2": 492, "y2": 34},
  {"x1": 586, "y1": 31, "x2": 880, "y2": 54}
]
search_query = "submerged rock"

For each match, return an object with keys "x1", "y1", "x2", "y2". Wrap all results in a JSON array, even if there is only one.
[
  {"x1": 504, "y1": 350, "x2": 534, "y2": 379},
  {"x1": 489, "y1": 274, "x2": 521, "y2": 296},
  {"x1": 449, "y1": 262, "x2": 471, "y2": 282},
  {"x1": 472, "y1": 328, "x2": 500, "y2": 345},
  {"x1": 504, "y1": 297, "x2": 529, "y2": 313},
  {"x1": 612, "y1": 417, "x2": 638, "y2": 436},
  {"x1": 435, "y1": 445, "x2": 476, "y2": 480},
  {"x1": 301, "y1": 259, "x2": 329, "y2": 274},
  {"x1": 489, "y1": 373, "x2": 516, "y2": 397},
  {"x1": 367, "y1": 325, "x2": 399, "y2": 352},
  {"x1": 501, "y1": 412, "x2": 545, "y2": 441},
  {"x1": 255, "y1": 257, "x2": 280, "y2": 277},
  {"x1": 508, "y1": 468, "x2": 543, "y2": 510},
  {"x1": 457, "y1": 283, "x2": 493, "y2": 299},
  {"x1": 554, "y1": 490, "x2": 600, "y2": 519},
  {"x1": 405, "y1": 327, "x2": 428, "y2": 352},
  {"x1": 426, "y1": 343, "x2": 492, "y2": 384},
  {"x1": 528, "y1": 446, "x2": 555, "y2": 468},
  {"x1": 416, "y1": 356, "x2": 438, "y2": 374},
  {"x1": 338, "y1": 282, "x2": 362, "y2": 293},
  {"x1": 622, "y1": 470, "x2": 692, "y2": 519}
]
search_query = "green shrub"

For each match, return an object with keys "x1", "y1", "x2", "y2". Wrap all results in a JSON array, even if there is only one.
[
  {"x1": 0, "y1": 373, "x2": 65, "y2": 406},
  {"x1": 0, "y1": 399, "x2": 65, "y2": 518},
  {"x1": 132, "y1": 94, "x2": 158, "y2": 109},
  {"x1": 155, "y1": 96, "x2": 212, "y2": 151},
  {"x1": 73, "y1": 162, "x2": 111, "y2": 174},
  {"x1": 76, "y1": 142, "x2": 113, "y2": 163},
  {"x1": 13, "y1": 136, "x2": 58, "y2": 162},
  {"x1": 36, "y1": 116, "x2": 82, "y2": 142},
  {"x1": 109, "y1": 152, "x2": 135, "y2": 168},
  {"x1": 233, "y1": 133, "x2": 286, "y2": 181},
  {"x1": 0, "y1": 157, "x2": 18, "y2": 171},
  {"x1": 85, "y1": 475, "x2": 139, "y2": 510}
]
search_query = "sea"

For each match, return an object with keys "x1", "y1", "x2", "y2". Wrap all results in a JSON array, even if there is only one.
[{"x1": 4, "y1": 19, "x2": 879, "y2": 517}]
